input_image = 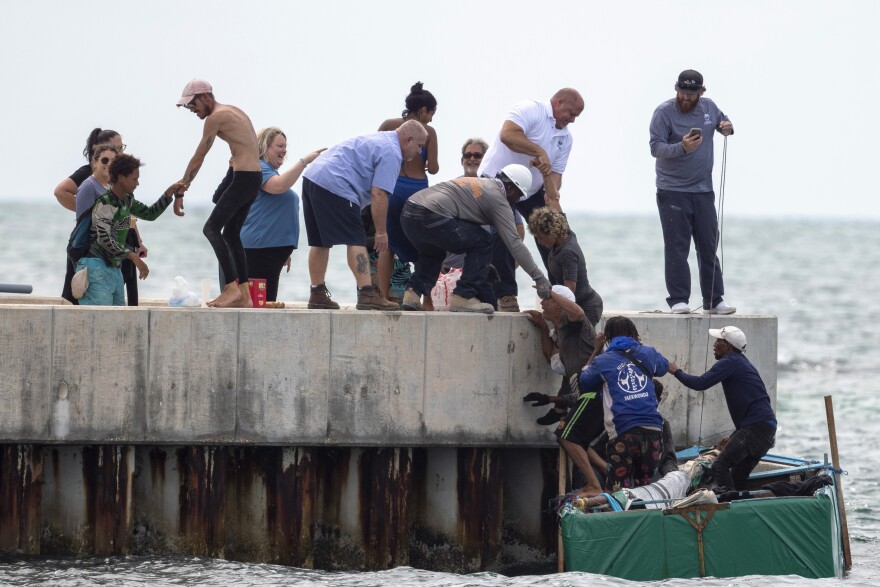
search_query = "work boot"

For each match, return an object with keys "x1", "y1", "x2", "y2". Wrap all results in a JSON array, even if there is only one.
[
  {"x1": 308, "y1": 283, "x2": 340, "y2": 309},
  {"x1": 401, "y1": 288, "x2": 423, "y2": 311},
  {"x1": 356, "y1": 285, "x2": 399, "y2": 311},
  {"x1": 497, "y1": 295, "x2": 520, "y2": 312},
  {"x1": 450, "y1": 293, "x2": 494, "y2": 314}
]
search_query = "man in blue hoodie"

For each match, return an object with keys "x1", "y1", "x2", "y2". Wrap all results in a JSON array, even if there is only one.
[
  {"x1": 669, "y1": 326, "x2": 777, "y2": 490},
  {"x1": 579, "y1": 316, "x2": 670, "y2": 490}
]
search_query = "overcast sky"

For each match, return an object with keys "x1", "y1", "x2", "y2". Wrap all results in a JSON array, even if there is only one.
[{"x1": 2, "y1": 0, "x2": 877, "y2": 220}]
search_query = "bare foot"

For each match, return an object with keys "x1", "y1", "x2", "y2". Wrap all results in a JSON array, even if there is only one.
[
  {"x1": 422, "y1": 295, "x2": 435, "y2": 312},
  {"x1": 208, "y1": 283, "x2": 242, "y2": 308},
  {"x1": 234, "y1": 283, "x2": 253, "y2": 308}
]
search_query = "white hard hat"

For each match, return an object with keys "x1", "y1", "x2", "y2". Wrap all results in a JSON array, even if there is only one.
[{"x1": 498, "y1": 164, "x2": 532, "y2": 201}]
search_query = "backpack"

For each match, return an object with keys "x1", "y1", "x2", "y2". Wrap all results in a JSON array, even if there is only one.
[{"x1": 66, "y1": 208, "x2": 95, "y2": 264}]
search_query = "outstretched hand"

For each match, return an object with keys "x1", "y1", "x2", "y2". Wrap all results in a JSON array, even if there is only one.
[
  {"x1": 524, "y1": 309, "x2": 544, "y2": 327},
  {"x1": 303, "y1": 148, "x2": 327, "y2": 165},
  {"x1": 535, "y1": 276, "x2": 552, "y2": 300},
  {"x1": 523, "y1": 392, "x2": 550, "y2": 407}
]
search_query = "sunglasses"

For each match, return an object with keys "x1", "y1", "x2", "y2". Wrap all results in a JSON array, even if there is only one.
[{"x1": 462, "y1": 152, "x2": 484, "y2": 160}]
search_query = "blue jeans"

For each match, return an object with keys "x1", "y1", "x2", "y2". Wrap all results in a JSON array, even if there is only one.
[
  {"x1": 491, "y1": 231, "x2": 518, "y2": 298},
  {"x1": 515, "y1": 185, "x2": 551, "y2": 269},
  {"x1": 401, "y1": 203, "x2": 494, "y2": 300},
  {"x1": 712, "y1": 422, "x2": 776, "y2": 490},
  {"x1": 76, "y1": 257, "x2": 125, "y2": 306},
  {"x1": 656, "y1": 189, "x2": 725, "y2": 309},
  {"x1": 486, "y1": 182, "x2": 550, "y2": 300}
]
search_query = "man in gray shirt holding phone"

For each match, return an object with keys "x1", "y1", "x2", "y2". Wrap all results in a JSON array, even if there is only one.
[{"x1": 650, "y1": 69, "x2": 735, "y2": 315}]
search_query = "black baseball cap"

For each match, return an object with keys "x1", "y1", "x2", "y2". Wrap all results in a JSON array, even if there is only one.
[{"x1": 676, "y1": 69, "x2": 705, "y2": 94}]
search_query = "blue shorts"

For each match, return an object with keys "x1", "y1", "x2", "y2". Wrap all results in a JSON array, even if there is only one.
[
  {"x1": 76, "y1": 257, "x2": 125, "y2": 306},
  {"x1": 302, "y1": 178, "x2": 366, "y2": 247}
]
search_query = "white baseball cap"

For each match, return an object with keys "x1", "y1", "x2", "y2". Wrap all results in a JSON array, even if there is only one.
[
  {"x1": 709, "y1": 326, "x2": 747, "y2": 351},
  {"x1": 550, "y1": 285, "x2": 575, "y2": 302}
]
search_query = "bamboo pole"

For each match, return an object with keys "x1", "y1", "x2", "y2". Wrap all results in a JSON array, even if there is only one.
[
  {"x1": 557, "y1": 446, "x2": 566, "y2": 572},
  {"x1": 824, "y1": 395, "x2": 852, "y2": 570}
]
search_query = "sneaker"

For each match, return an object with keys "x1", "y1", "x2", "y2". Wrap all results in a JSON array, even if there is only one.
[
  {"x1": 401, "y1": 288, "x2": 422, "y2": 311},
  {"x1": 450, "y1": 293, "x2": 494, "y2": 314},
  {"x1": 536, "y1": 408, "x2": 564, "y2": 426},
  {"x1": 705, "y1": 301, "x2": 736, "y2": 315},
  {"x1": 356, "y1": 285, "x2": 399, "y2": 311},
  {"x1": 497, "y1": 295, "x2": 520, "y2": 312},
  {"x1": 671, "y1": 302, "x2": 691, "y2": 314},
  {"x1": 308, "y1": 283, "x2": 340, "y2": 309}
]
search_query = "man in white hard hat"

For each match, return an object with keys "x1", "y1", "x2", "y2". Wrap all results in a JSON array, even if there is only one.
[
  {"x1": 400, "y1": 164, "x2": 552, "y2": 313},
  {"x1": 668, "y1": 325, "x2": 777, "y2": 490},
  {"x1": 478, "y1": 88, "x2": 585, "y2": 311}
]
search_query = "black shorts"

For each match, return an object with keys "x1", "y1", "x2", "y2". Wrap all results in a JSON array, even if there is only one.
[
  {"x1": 302, "y1": 178, "x2": 366, "y2": 247},
  {"x1": 556, "y1": 390, "x2": 604, "y2": 447}
]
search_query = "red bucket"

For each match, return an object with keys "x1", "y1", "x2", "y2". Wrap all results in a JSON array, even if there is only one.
[{"x1": 249, "y1": 278, "x2": 267, "y2": 308}]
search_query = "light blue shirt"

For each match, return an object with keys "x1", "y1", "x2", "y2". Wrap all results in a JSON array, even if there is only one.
[
  {"x1": 303, "y1": 131, "x2": 402, "y2": 209},
  {"x1": 241, "y1": 160, "x2": 299, "y2": 249}
]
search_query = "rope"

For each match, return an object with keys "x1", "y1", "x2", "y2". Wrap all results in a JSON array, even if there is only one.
[{"x1": 697, "y1": 134, "x2": 728, "y2": 445}]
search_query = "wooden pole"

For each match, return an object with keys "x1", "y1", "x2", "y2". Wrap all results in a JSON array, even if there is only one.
[
  {"x1": 557, "y1": 447, "x2": 566, "y2": 572},
  {"x1": 824, "y1": 395, "x2": 852, "y2": 570}
]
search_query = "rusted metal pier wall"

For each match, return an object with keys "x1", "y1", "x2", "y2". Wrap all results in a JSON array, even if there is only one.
[
  {"x1": 1, "y1": 444, "x2": 557, "y2": 573},
  {"x1": 0, "y1": 303, "x2": 777, "y2": 571}
]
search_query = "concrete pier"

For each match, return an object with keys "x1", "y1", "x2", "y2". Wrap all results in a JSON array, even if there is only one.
[{"x1": 0, "y1": 302, "x2": 777, "y2": 571}]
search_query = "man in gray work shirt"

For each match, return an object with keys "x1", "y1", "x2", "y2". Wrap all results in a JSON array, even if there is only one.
[
  {"x1": 400, "y1": 164, "x2": 552, "y2": 314},
  {"x1": 650, "y1": 69, "x2": 735, "y2": 315}
]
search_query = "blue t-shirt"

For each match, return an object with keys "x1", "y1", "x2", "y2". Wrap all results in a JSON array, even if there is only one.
[
  {"x1": 75, "y1": 175, "x2": 108, "y2": 220},
  {"x1": 579, "y1": 336, "x2": 669, "y2": 438},
  {"x1": 303, "y1": 131, "x2": 402, "y2": 209},
  {"x1": 673, "y1": 351, "x2": 776, "y2": 429},
  {"x1": 241, "y1": 160, "x2": 299, "y2": 249}
]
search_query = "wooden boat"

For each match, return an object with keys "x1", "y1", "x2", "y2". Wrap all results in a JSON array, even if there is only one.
[{"x1": 559, "y1": 449, "x2": 847, "y2": 580}]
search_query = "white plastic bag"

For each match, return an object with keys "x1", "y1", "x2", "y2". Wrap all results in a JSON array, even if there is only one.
[
  {"x1": 71, "y1": 267, "x2": 89, "y2": 300},
  {"x1": 168, "y1": 276, "x2": 201, "y2": 307},
  {"x1": 430, "y1": 268, "x2": 462, "y2": 311}
]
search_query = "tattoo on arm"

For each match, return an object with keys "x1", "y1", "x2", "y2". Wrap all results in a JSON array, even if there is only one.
[
  {"x1": 204, "y1": 136, "x2": 215, "y2": 150},
  {"x1": 356, "y1": 253, "x2": 368, "y2": 275}
]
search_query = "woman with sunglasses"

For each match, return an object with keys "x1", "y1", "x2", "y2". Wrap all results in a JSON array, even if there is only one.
[
  {"x1": 75, "y1": 145, "x2": 119, "y2": 220},
  {"x1": 56, "y1": 128, "x2": 126, "y2": 303},
  {"x1": 376, "y1": 81, "x2": 439, "y2": 304}
]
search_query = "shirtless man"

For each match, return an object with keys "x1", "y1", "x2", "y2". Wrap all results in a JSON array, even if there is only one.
[{"x1": 174, "y1": 78, "x2": 261, "y2": 308}]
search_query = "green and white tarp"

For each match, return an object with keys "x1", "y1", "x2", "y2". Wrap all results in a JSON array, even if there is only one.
[{"x1": 561, "y1": 491, "x2": 842, "y2": 580}]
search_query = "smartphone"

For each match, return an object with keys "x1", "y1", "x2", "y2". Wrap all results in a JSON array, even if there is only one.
[{"x1": 689, "y1": 127, "x2": 703, "y2": 138}]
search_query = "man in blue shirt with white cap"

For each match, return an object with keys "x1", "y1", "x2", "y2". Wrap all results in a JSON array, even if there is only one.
[{"x1": 668, "y1": 325, "x2": 777, "y2": 490}]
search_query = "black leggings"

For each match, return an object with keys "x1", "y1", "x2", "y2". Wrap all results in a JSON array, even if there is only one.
[
  {"x1": 245, "y1": 245, "x2": 295, "y2": 302},
  {"x1": 121, "y1": 229, "x2": 140, "y2": 306},
  {"x1": 203, "y1": 171, "x2": 262, "y2": 285}
]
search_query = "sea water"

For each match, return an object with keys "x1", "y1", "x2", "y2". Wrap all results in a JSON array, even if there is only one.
[{"x1": 0, "y1": 202, "x2": 878, "y2": 586}]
